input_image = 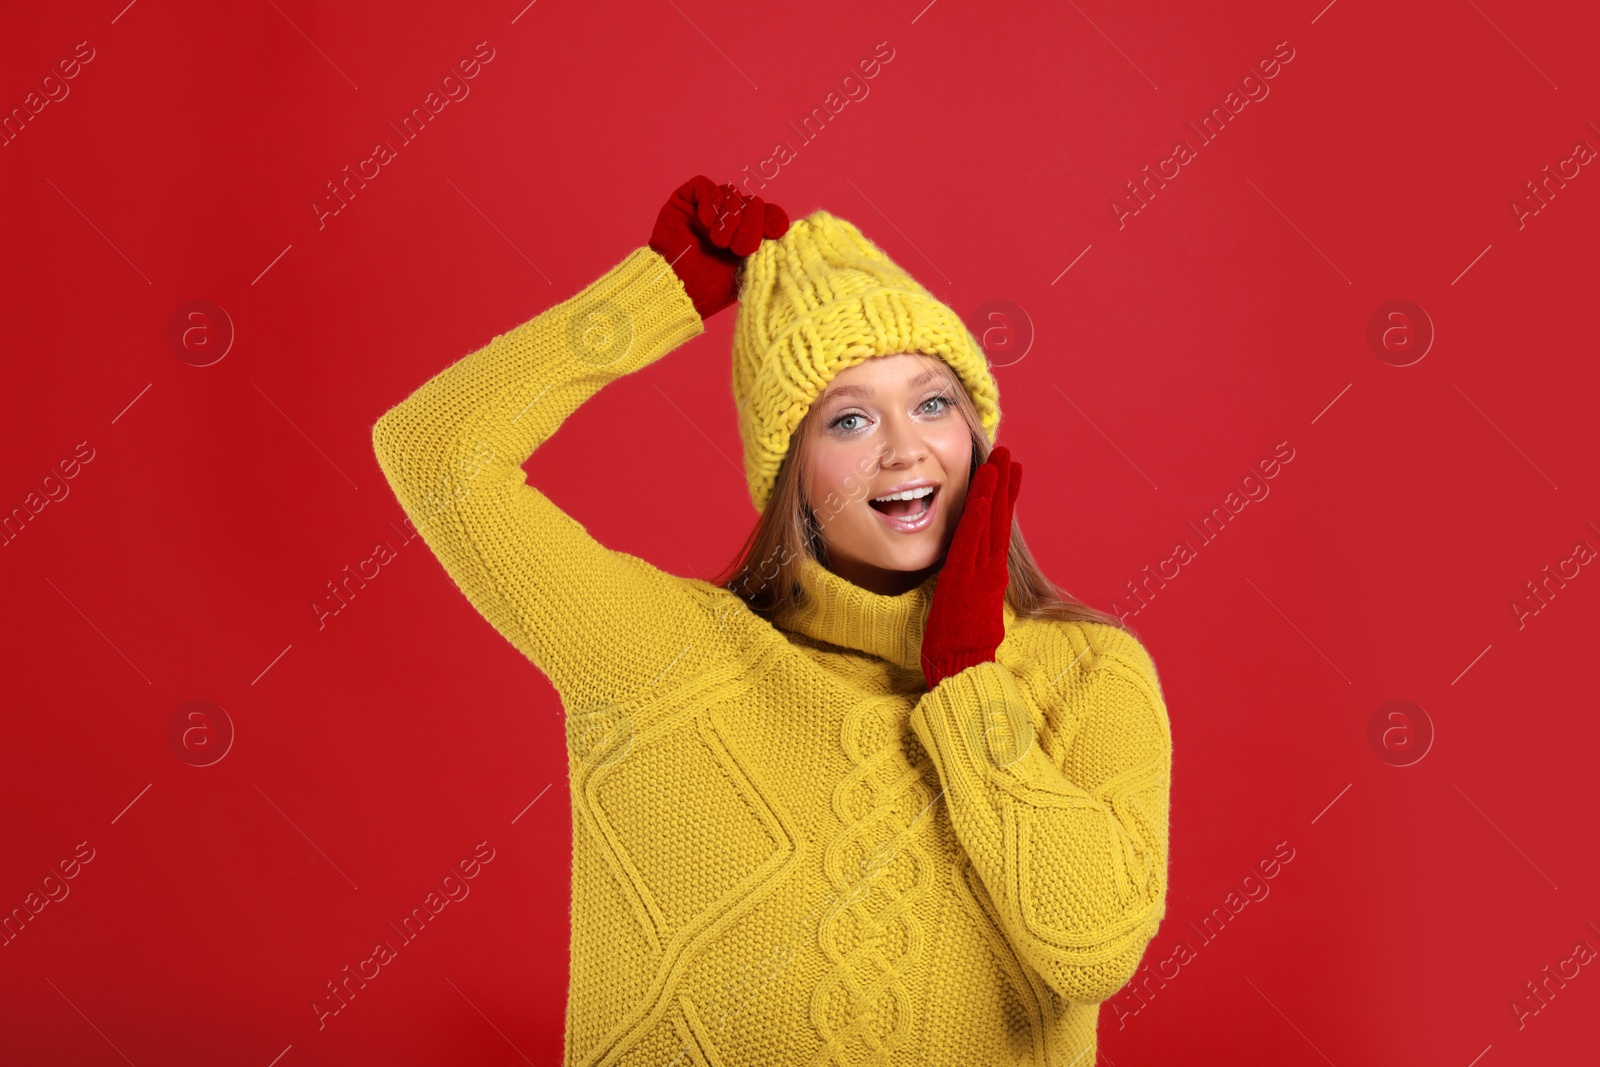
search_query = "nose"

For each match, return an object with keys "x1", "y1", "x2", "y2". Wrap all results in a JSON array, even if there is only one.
[{"x1": 879, "y1": 412, "x2": 930, "y2": 469}]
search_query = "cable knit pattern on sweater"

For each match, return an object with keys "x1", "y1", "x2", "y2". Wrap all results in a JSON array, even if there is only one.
[{"x1": 371, "y1": 246, "x2": 1173, "y2": 1067}]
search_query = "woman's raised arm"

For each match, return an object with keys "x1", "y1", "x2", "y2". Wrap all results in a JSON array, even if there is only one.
[
  {"x1": 370, "y1": 244, "x2": 715, "y2": 704},
  {"x1": 371, "y1": 178, "x2": 787, "y2": 710}
]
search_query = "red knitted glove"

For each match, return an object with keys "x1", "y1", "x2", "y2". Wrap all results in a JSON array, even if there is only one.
[
  {"x1": 920, "y1": 446, "x2": 1022, "y2": 689},
  {"x1": 648, "y1": 175, "x2": 789, "y2": 321}
]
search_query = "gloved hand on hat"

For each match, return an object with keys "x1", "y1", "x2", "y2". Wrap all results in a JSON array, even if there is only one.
[{"x1": 650, "y1": 175, "x2": 790, "y2": 321}]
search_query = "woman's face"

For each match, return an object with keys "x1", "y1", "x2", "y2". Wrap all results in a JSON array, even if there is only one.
[{"x1": 800, "y1": 353, "x2": 975, "y2": 596}]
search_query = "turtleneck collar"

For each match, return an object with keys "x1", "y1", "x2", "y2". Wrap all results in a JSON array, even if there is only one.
[{"x1": 770, "y1": 554, "x2": 1016, "y2": 675}]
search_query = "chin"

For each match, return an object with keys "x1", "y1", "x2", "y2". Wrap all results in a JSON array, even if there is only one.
[
  {"x1": 830, "y1": 509, "x2": 950, "y2": 577},
  {"x1": 862, "y1": 542, "x2": 943, "y2": 575}
]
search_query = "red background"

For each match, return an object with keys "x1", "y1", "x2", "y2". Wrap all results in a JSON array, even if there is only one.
[{"x1": 2, "y1": 0, "x2": 1597, "y2": 1063}]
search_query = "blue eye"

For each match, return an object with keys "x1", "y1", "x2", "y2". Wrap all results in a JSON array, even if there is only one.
[{"x1": 827, "y1": 393, "x2": 952, "y2": 435}]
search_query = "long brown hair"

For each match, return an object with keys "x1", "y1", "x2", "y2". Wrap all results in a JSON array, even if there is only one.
[{"x1": 712, "y1": 355, "x2": 1132, "y2": 635}]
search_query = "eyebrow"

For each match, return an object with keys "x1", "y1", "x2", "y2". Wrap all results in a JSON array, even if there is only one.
[{"x1": 821, "y1": 367, "x2": 943, "y2": 404}]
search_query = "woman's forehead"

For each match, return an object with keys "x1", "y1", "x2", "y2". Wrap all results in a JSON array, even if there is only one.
[{"x1": 822, "y1": 353, "x2": 945, "y2": 395}]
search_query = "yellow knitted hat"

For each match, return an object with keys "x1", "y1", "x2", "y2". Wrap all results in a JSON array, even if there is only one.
[{"x1": 731, "y1": 209, "x2": 1001, "y2": 514}]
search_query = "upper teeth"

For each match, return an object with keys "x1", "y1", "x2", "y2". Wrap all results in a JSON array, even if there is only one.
[{"x1": 874, "y1": 486, "x2": 935, "y2": 502}]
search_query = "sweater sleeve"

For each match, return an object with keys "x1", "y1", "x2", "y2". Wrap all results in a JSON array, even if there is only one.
[
  {"x1": 370, "y1": 245, "x2": 722, "y2": 705},
  {"x1": 907, "y1": 622, "x2": 1171, "y2": 1006}
]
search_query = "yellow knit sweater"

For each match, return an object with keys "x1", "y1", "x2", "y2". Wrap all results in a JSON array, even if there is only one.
[{"x1": 371, "y1": 246, "x2": 1172, "y2": 1066}]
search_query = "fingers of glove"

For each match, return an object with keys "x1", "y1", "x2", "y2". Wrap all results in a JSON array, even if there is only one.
[
  {"x1": 709, "y1": 185, "x2": 748, "y2": 247},
  {"x1": 950, "y1": 464, "x2": 997, "y2": 568},
  {"x1": 994, "y1": 458, "x2": 1021, "y2": 568},
  {"x1": 970, "y1": 457, "x2": 999, "y2": 509},
  {"x1": 681, "y1": 175, "x2": 718, "y2": 221},
  {"x1": 649, "y1": 205, "x2": 684, "y2": 257},
  {"x1": 695, "y1": 179, "x2": 730, "y2": 232},
  {"x1": 763, "y1": 202, "x2": 790, "y2": 240},
  {"x1": 652, "y1": 182, "x2": 697, "y2": 249},
  {"x1": 987, "y1": 448, "x2": 1011, "y2": 525},
  {"x1": 975, "y1": 493, "x2": 993, "y2": 564},
  {"x1": 980, "y1": 449, "x2": 1011, "y2": 567},
  {"x1": 729, "y1": 195, "x2": 768, "y2": 256},
  {"x1": 667, "y1": 175, "x2": 699, "y2": 211}
]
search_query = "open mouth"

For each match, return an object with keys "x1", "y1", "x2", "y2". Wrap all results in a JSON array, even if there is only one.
[
  {"x1": 867, "y1": 485, "x2": 939, "y2": 532},
  {"x1": 868, "y1": 486, "x2": 938, "y2": 518}
]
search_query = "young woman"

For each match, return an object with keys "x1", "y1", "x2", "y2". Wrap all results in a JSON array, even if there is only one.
[{"x1": 372, "y1": 176, "x2": 1172, "y2": 1066}]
